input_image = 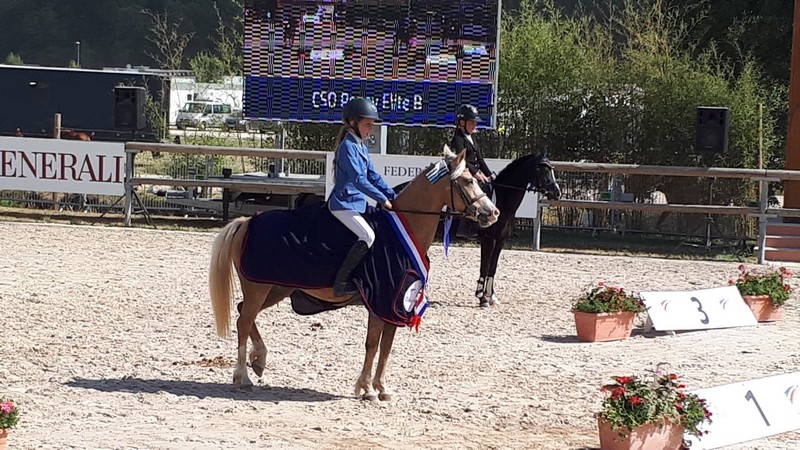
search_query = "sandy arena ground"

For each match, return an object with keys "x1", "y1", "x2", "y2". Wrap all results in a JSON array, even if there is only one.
[{"x1": 1, "y1": 221, "x2": 799, "y2": 449}]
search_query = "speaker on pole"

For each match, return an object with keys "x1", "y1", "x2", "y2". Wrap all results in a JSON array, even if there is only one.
[
  {"x1": 114, "y1": 86, "x2": 146, "y2": 130},
  {"x1": 694, "y1": 106, "x2": 730, "y2": 154}
]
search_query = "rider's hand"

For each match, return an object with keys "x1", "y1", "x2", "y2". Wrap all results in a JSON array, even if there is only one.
[
  {"x1": 383, "y1": 200, "x2": 393, "y2": 210},
  {"x1": 475, "y1": 172, "x2": 489, "y2": 184}
]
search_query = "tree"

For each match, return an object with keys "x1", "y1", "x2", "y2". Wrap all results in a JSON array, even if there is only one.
[
  {"x1": 4, "y1": 52, "x2": 23, "y2": 65},
  {"x1": 141, "y1": 9, "x2": 194, "y2": 70}
]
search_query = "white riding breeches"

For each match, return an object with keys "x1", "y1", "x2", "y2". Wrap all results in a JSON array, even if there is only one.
[{"x1": 330, "y1": 209, "x2": 376, "y2": 248}]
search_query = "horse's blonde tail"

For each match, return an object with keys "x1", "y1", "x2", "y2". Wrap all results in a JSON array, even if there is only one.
[{"x1": 209, "y1": 217, "x2": 248, "y2": 338}]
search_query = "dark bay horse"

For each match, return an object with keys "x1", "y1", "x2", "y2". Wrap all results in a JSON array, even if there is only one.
[
  {"x1": 475, "y1": 152, "x2": 561, "y2": 307},
  {"x1": 209, "y1": 147, "x2": 499, "y2": 400}
]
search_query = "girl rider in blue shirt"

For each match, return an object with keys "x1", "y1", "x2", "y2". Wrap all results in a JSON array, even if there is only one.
[{"x1": 328, "y1": 97, "x2": 397, "y2": 297}]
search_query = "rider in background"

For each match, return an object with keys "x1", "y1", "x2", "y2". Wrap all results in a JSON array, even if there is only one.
[
  {"x1": 450, "y1": 104, "x2": 494, "y2": 185},
  {"x1": 449, "y1": 104, "x2": 495, "y2": 240},
  {"x1": 328, "y1": 97, "x2": 396, "y2": 297}
]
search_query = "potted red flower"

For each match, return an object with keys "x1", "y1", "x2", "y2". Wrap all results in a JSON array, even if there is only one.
[
  {"x1": 731, "y1": 265, "x2": 793, "y2": 322},
  {"x1": 572, "y1": 282, "x2": 646, "y2": 342},
  {"x1": 597, "y1": 366, "x2": 712, "y2": 450}
]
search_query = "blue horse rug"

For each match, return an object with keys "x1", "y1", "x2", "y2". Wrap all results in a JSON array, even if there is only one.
[{"x1": 240, "y1": 202, "x2": 430, "y2": 329}]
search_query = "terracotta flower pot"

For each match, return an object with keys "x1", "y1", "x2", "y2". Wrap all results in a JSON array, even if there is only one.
[
  {"x1": 573, "y1": 310, "x2": 635, "y2": 342},
  {"x1": 742, "y1": 295, "x2": 784, "y2": 322},
  {"x1": 0, "y1": 428, "x2": 8, "y2": 450},
  {"x1": 597, "y1": 417, "x2": 684, "y2": 450}
]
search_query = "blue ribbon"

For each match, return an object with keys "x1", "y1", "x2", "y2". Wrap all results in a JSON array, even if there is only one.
[{"x1": 443, "y1": 215, "x2": 452, "y2": 259}]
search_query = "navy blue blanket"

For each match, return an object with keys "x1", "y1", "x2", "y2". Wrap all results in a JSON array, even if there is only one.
[
  {"x1": 240, "y1": 202, "x2": 431, "y2": 328},
  {"x1": 241, "y1": 202, "x2": 360, "y2": 288}
]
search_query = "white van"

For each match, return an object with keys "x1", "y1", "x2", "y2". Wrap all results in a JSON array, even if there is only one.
[{"x1": 175, "y1": 100, "x2": 233, "y2": 130}]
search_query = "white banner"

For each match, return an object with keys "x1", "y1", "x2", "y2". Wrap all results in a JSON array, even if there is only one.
[
  {"x1": 324, "y1": 152, "x2": 539, "y2": 218},
  {"x1": 684, "y1": 372, "x2": 800, "y2": 449},
  {"x1": 640, "y1": 285, "x2": 758, "y2": 332},
  {"x1": 0, "y1": 137, "x2": 125, "y2": 196}
]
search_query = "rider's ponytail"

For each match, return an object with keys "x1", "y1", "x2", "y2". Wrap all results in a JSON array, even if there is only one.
[{"x1": 330, "y1": 124, "x2": 351, "y2": 182}]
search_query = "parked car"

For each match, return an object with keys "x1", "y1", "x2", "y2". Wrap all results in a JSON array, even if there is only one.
[
  {"x1": 176, "y1": 100, "x2": 233, "y2": 130},
  {"x1": 224, "y1": 110, "x2": 251, "y2": 132},
  {"x1": 224, "y1": 112, "x2": 273, "y2": 133}
]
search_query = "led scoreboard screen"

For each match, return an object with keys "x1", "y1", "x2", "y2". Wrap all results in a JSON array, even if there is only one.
[{"x1": 243, "y1": 0, "x2": 500, "y2": 127}]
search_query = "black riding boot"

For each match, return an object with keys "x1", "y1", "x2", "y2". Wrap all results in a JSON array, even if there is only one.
[{"x1": 333, "y1": 241, "x2": 369, "y2": 297}]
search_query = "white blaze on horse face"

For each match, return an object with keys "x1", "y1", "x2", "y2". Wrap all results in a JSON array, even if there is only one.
[{"x1": 456, "y1": 171, "x2": 499, "y2": 226}]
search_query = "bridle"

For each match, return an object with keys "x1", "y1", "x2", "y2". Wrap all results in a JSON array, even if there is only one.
[
  {"x1": 389, "y1": 158, "x2": 487, "y2": 218},
  {"x1": 489, "y1": 159, "x2": 558, "y2": 197}
]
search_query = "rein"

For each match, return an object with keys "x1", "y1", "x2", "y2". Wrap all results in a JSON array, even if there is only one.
[{"x1": 387, "y1": 157, "x2": 486, "y2": 218}]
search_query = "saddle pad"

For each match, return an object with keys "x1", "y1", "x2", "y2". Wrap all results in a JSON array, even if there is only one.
[
  {"x1": 240, "y1": 201, "x2": 359, "y2": 289},
  {"x1": 240, "y1": 202, "x2": 431, "y2": 328}
]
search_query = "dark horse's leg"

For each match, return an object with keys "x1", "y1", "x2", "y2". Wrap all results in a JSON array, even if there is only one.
[
  {"x1": 485, "y1": 220, "x2": 512, "y2": 306},
  {"x1": 355, "y1": 313, "x2": 384, "y2": 401},
  {"x1": 477, "y1": 227, "x2": 499, "y2": 307}
]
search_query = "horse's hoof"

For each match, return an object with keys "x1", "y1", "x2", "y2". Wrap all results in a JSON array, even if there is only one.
[
  {"x1": 252, "y1": 363, "x2": 265, "y2": 378},
  {"x1": 362, "y1": 393, "x2": 378, "y2": 402},
  {"x1": 378, "y1": 392, "x2": 392, "y2": 402}
]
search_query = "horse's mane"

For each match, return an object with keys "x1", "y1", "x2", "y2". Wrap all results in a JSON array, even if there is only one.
[
  {"x1": 395, "y1": 148, "x2": 458, "y2": 196},
  {"x1": 494, "y1": 153, "x2": 544, "y2": 184}
]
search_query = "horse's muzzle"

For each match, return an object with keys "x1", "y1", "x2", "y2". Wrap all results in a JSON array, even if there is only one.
[{"x1": 474, "y1": 205, "x2": 500, "y2": 228}]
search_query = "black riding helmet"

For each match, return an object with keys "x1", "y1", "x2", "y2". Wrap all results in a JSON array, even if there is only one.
[
  {"x1": 342, "y1": 97, "x2": 380, "y2": 123},
  {"x1": 456, "y1": 104, "x2": 482, "y2": 123}
]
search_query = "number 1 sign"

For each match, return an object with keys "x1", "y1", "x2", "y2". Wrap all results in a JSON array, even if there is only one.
[
  {"x1": 640, "y1": 285, "x2": 758, "y2": 332},
  {"x1": 684, "y1": 372, "x2": 800, "y2": 449}
]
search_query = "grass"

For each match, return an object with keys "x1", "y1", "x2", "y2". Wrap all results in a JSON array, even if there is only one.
[{"x1": 0, "y1": 205, "x2": 757, "y2": 262}]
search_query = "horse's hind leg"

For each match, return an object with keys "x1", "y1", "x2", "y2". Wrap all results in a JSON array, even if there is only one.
[
  {"x1": 246, "y1": 286, "x2": 292, "y2": 379},
  {"x1": 233, "y1": 282, "x2": 273, "y2": 388},
  {"x1": 355, "y1": 313, "x2": 384, "y2": 401},
  {"x1": 372, "y1": 323, "x2": 398, "y2": 401}
]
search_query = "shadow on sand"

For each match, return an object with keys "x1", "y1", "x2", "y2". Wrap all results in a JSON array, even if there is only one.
[{"x1": 66, "y1": 377, "x2": 344, "y2": 402}]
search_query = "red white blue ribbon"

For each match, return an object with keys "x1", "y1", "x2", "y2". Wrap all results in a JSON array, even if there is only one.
[{"x1": 385, "y1": 210, "x2": 430, "y2": 331}]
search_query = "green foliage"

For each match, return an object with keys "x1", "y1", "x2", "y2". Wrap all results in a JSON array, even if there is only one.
[
  {"x1": 599, "y1": 366, "x2": 712, "y2": 439},
  {"x1": 0, "y1": 398, "x2": 20, "y2": 429},
  {"x1": 189, "y1": 51, "x2": 226, "y2": 83},
  {"x1": 732, "y1": 264, "x2": 793, "y2": 307},
  {"x1": 572, "y1": 282, "x2": 646, "y2": 313},
  {"x1": 4, "y1": 52, "x2": 23, "y2": 65}
]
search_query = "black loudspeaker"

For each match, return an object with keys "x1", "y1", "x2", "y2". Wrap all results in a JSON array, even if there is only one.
[
  {"x1": 694, "y1": 106, "x2": 730, "y2": 154},
  {"x1": 114, "y1": 86, "x2": 146, "y2": 130}
]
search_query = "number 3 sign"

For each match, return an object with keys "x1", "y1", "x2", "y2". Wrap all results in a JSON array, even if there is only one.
[
  {"x1": 640, "y1": 285, "x2": 758, "y2": 332},
  {"x1": 684, "y1": 372, "x2": 800, "y2": 449}
]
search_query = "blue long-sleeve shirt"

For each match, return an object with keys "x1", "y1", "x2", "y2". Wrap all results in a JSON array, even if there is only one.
[{"x1": 328, "y1": 132, "x2": 396, "y2": 213}]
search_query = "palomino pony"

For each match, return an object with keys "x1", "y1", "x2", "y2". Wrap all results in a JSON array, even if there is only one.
[
  {"x1": 209, "y1": 147, "x2": 499, "y2": 400},
  {"x1": 474, "y1": 152, "x2": 562, "y2": 306}
]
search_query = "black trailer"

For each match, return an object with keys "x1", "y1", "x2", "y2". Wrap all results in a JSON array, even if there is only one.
[{"x1": 0, "y1": 64, "x2": 170, "y2": 142}]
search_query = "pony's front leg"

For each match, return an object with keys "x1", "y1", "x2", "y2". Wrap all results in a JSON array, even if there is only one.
[
  {"x1": 486, "y1": 236, "x2": 507, "y2": 306},
  {"x1": 355, "y1": 314, "x2": 384, "y2": 401},
  {"x1": 372, "y1": 323, "x2": 398, "y2": 401}
]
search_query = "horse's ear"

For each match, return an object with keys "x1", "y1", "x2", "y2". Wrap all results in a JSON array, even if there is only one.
[
  {"x1": 443, "y1": 144, "x2": 456, "y2": 160},
  {"x1": 455, "y1": 148, "x2": 467, "y2": 165}
]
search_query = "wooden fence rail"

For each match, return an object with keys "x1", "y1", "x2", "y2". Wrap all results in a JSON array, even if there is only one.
[{"x1": 123, "y1": 143, "x2": 800, "y2": 263}]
